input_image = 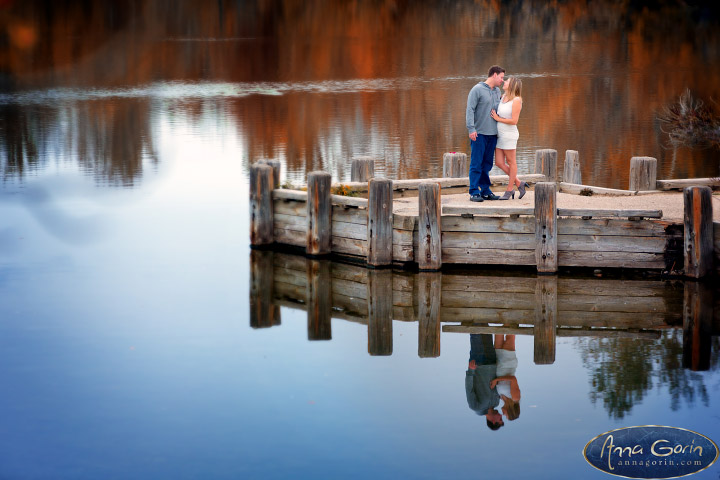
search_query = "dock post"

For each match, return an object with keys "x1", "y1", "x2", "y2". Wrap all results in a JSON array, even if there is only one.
[
  {"x1": 250, "y1": 163, "x2": 275, "y2": 246},
  {"x1": 534, "y1": 182, "x2": 557, "y2": 273},
  {"x1": 367, "y1": 269, "x2": 393, "y2": 356},
  {"x1": 417, "y1": 272, "x2": 441, "y2": 358},
  {"x1": 683, "y1": 186, "x2": 714, "y2": 278},
  {"x1": 418, "y1": 182, "x2": 442, "y2": 271},
  {"x1": 307, "y1": 258, "x2": 332, "y2": 340},
  {"x1": 563, "y1": 150, "x2": 581, "y2": 184},
  {"x1": 367, "y1": 177, "x2": 394, "y2": 267},
  {"x1": 683, "y1": 281, "x2": 712, "y2": 371},
  {"x1": 249, "y1": 250, "x2": 281, "y2": 328},
  {"x1": 258, "y1": 159, "x2": 281, "y2": 188},
  {"x1": 629, "y1": 156, "x2": 657, "y2": 191},
  {"x1": 442, "y1": 152, "x2": 468, "y2": 178},
  {"x1": 533, "y1": 276, "x2": 557, "y2": 365},
  {"x1": 306, "y1": 171, "x2": 332, "y2": 256},
  {"x1": 351, "y1": 156, "x2": 375, "y2": 182},
  {"x1": 534, "y1": 149, "x2": 558, "y2": 182}
]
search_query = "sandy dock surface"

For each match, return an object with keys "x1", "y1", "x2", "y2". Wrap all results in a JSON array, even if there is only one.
[{"x1": 392, "y1": 190, "x2": 720, "y2": 222}]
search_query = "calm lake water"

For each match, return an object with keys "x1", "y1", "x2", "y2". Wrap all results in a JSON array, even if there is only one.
[{"x1": 1, "y1": 2, "x2": 719, "y2": 479}]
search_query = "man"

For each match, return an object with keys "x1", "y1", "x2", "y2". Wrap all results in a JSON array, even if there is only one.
[
  {"x1": 466, "y1": 65, "x2": 505, "y2": 201},
  {"x1": 465, "y1": 334, "x2": 503, "y2": 430}
]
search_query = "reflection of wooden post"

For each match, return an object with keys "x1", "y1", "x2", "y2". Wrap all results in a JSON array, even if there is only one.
[
  {"x1": 563, "y1": 150, "x2": 581, "y2": 184},
  {"x1": 534, "y1": 276, "x2": 557, "y2": 365},
  {"x1": 629, "y1": 156, "x2": 657, "y2": 191},
  {"x1": 683, "y1": 281, "x2": 712, "y2": 371},
  {"x1": 307, "y1": 171, "x2": 332, "y2": 256},
  {"x1": 250, "y1": 250, "x2": 281, "y2": 328},
  {"x1": 443, "y1": 152, "x2": 468, "y2": 178},
  {"x1": 418, "y1": 182, "x2": 442, "y2": 271},
  {"x1": 250, "y1": 163, "x2": 275, "y2": 246},
  {"x1": 368, "y1": 178, "x2": 393, "y2": 267},
  {"x1": 683, "y1": 186, "x2": 713, "y2": 278},
  {"x1": 417, "y1": 272, "x2": 442, "y2": 358},
  {"x1": 351, "y1": 156, "x2": 375, "y2": 182},
  {"x1": 258, "y1": 159, "x2": 281, "y2": 188},
  {"x1": 534, "y1": 149, "x2": 557, "y2": 182},
  {"x1": 307, "y1": 259, "x2": 332, "y2": 340},
  {"x1": 368, "y1": 269, "x2": 393, "y2": 356},
  {"x1": 534, "y1": 182, "x2": 557, "y2": 273}
]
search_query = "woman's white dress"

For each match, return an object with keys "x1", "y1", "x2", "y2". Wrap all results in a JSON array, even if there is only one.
[{"x1": 496, "y1": 98, "x2": 519, "y2": 150}]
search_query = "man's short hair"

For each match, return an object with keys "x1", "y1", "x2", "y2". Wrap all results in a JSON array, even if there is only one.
[{"x1": 488, "y1": 65, "x2": 505, "y2": 77}]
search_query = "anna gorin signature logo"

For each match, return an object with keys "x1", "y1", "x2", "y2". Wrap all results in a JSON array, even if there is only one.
[{"x1": 584, "y1": 426, "x2": 718, "y2": 479}]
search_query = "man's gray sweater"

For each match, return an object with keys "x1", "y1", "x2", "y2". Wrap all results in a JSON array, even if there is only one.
[{"x1": 466, "y1": 82, "x2": 501, "y2": 136}]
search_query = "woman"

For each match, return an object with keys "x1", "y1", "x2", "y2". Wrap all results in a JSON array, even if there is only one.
[
  {"x1": 490, "y1": 334, "x2": 521, "y2": 422},
  {"x1": 490, "y1": 76, "x2": 529, "y2": 200}
]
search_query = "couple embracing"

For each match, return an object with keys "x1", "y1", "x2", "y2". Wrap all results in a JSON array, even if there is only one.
[{"x1": 465, "y1": 65, "x2": 528, "y2": 202}]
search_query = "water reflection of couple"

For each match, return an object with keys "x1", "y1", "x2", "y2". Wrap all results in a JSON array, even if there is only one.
[{"x1": 465, "y1": 333, "x2": 521, "y2": 430}]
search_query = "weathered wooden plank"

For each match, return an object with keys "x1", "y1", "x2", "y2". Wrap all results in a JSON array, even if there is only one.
[
  {"x1": 250, "y1": 164, "x2": 274, "y2": 245},
  {"x1": 392, "y1": 243, "x2": 414, "y2": 262},
  {"x1": 393, "y1": 288, "x2": 414, "y2": 308},
  {"x1": 684, "y1": 186, "x2": 714, "y2": 278},
  {"x1": 274, "y1": 228, "x2": 306, "y2": 247},
  {"x1": 326, "y1": 174, "x2": 546, "y2": 195},
  {"x1": 330, "y1": 262, "x2": 368, "y2": 284},
  {"x1": 442, "y1": 325, "x2": 661, "y2": 340},
  {"x1": 563, "y1": 150, "x2": 581, "y2": 184},
  {"x1": 331, "y1": 220, "x2": 367, "y2": 241},
  {"x1": 557, "y1": 251, "x2": 665, "y2": 268},
  {"x1": 393, "y1": 214, "x2": 417, "y2": 231},
  {"x1": 332, "y1": 292, "x2": 369, "y2": 317},
  {"x1": 629, "y1": 156, "x2": 657, "y2": 191},
  {"x1": 274, "y1": 213, "x2": 306, "y2": 229},
  {"x1": 557, "y1": 234, "x2": 667, "y2": 253},
  {"x1": 442, "y1": 248, "x2": 536, "y2": 265},
  {"x1": 273, "y1": 189, "x2": 307, "y2": 201},
  {"x1": 443, "y1": 152, "x2": 468, "y2": 178},
  {"x1": 273, "y1": 265, "x2": 307, "y2": 289},
  {"x1": 274, "y1": 198, "x2": 307, "y2": 217},
  {"x1": 558, "y1": 218, "x2": 668, "y2": 236},
  {"x1": 557, "y1": 295, "x2": 668, "y2": 313},
  {"x1": 657, "y1": 178, "x2": 720, "y2": 191},
  {"x1": 557, "y1": 208, "x2": 662, "y2": 219},
  {"x1": 557, "y1": 277, "x2": 680, "y2": 297},
  {"x1": 555, "y1": 311, "x2": 676, "y2": 328},
  {"x1": 331, "y1": 236, "x2": 367, "y2": 256},
  {"x1": 331, "y1": 195, "x2": 368, "y2": 208},
  {"x1": 441, "y1": 215, "x2": 535, "y2": 234},
  {"x1": 368, "y1": 178, "x2": 394, "y2": 266},
  {"x1": 439, "y1": 307, "x2": 534, "y2": 323},
  {"x1": 418, "y1": 182, "x2": 442, "y2": 270},
  {"x1": 535, "y1": 182, "x2": 558, "y2": 273},
  {"x1": 273, "y1": 252, "x2": 307, "y2": 272},
  {"x1": 393, "y1": 306, "x2": 416, "y2": 322},
  {"x1": 558, "y1": 182, "x2": 657, "y2": 196},
  {"x1": 442, "y1": 206, "x2": 535, "y2": 217},
  {"x1": 274, "y1": 283, "x2": 307, "y2": 303},
  {"x1": 442, "y1": 231, "x2": 536, "y2": 250},
  {"x1": 332, "y1": 277, "x2": 368, "y2": 300},
  {"x1": 332, "y1": 205, "x2": 367, "y2": 225}
]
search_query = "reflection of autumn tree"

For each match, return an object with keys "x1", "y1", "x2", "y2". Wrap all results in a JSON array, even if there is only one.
[
  {"x1": 0, "y1": 104, "x2": 43, "y2": 180},
  {"x1": 577, "y1": 332, "x2": 719, "y2": 419}
]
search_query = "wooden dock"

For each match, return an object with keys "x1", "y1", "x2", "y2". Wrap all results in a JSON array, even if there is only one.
[
  {"x1": 250, "y1": 250, "x2": 717, "y2": 368},
  {"x1": 250, "y1": 151, "x2": 719, "y2": 277}
]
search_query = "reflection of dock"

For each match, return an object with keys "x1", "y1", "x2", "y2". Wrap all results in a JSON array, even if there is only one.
[{"x1": 250, "y1": 251, "x2": 716, "y2": 367}]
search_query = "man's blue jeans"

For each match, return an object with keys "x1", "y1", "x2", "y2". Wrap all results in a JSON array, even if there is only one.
[{"x1": 469, "y1": 134, "x2": 497, "y2": 196}]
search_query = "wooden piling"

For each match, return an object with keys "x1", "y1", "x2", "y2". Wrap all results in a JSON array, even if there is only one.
[
  {"x1": 418, "y1": 182, "x2": 442, "y2": 271},
  {"x1": 534, "y1": 276, "x2": 557, "y2": 365},
  {"x1": 683, "y1": 186, "x2": 714, "y2": 278},
  {"x1": 534, "y1": 149, "x2": 558, "y2": 182},
  {"x1": 417, "y1": 272, "x2": 441, "y2": 358},
  {"x1": 367, "y1": 177, "x2": 394, "y2": 267},
  {"x1": 629, "y1": 156, "x2": 657, "y2": 191},
  {"x1": 307, "y1": 259, "x2": 332, "y2": 340},
  {"x1": 258, "y1": 159, "x2": 281, "y2": 188},
  {"x1": 306, "y1": 171, "x2": 332, "y2": 256},
  {"x1": 442, "y1": 152, "x2": 468, "y2": 178},
  {"x1": 250, "y1": 163, "x2": 275, "y2": 246},
  {"x1": 534, "y1": 182, "x2": 557, "y2": 273},
  {"x1": 683, "y1": 281, "x2": 712, "y2": 371},
  {"x1": 249, "y1": 250, "x2": 281, "y2": 328},
  {"x1": 351, "y1": 156, "x2": 375, "y2": 183},
  {"x1": 367, "y1": 269, "x2": 393, "y2": 355},
  {"x1": 563, "y1": 150, "x2": 581, "y2": 184}
]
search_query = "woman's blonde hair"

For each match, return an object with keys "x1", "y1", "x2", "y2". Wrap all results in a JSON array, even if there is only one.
[{"x1": 504, "y1": 76, "x2": 522, "y2": 102}]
